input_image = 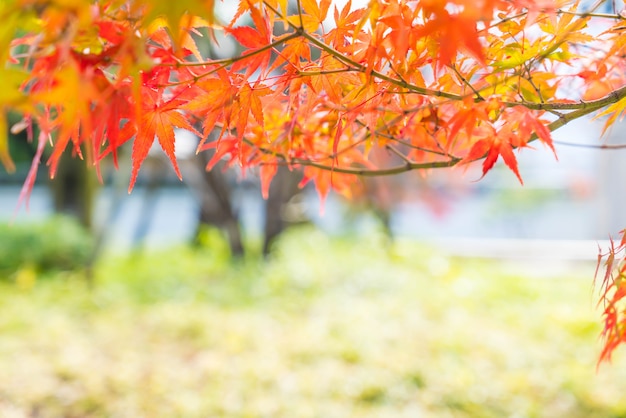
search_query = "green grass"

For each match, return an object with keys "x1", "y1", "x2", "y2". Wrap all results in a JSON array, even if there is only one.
[{"x1": 1, "y1": 226, "x2": 625, "y2": 417}]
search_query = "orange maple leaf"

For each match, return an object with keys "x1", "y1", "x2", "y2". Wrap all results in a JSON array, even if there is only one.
[
  {"x1": 129, "y1": 88, "x2": 201, "y2": 191},
  {"x1": 228, "y1": 2, "x2": 272, "y2": 76},
  {"x1": 415, "y1": 10, "x2": 485, "y2": 67},
  {"x1": 300, "y1": 0, "x2": 332, "y2": 25}
]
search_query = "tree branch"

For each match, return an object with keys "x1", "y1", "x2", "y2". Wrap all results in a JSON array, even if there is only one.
[
  {"x1": 505, "y1": 84, "x2": 626, "y2": 110},
  {"x1": 553, "y1": 141, "x2": 626, "y2": 150}
]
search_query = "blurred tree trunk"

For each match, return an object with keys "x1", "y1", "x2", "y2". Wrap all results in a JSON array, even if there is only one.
[
  {"x1": 263, "y1": 166, "x2": 304, "y2": 256},
  {"x1": 188, "y1": 154, "x2": 304, "y2": 257},
  {"x1": 361, "y1": 176, "x2": 394, "y2": 239},
  {"x1": 192, "y1": 151, "x2": 245, "y2": 257},
  {"x1": 50, "y1": 150, "x2": 96, "y2": 231}
]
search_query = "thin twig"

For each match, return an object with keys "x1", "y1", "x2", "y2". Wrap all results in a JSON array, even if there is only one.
[
  {"x1": 553, "y1": 141, "x2": 626, "y2": 149},
  {"x1": 450, "y1": 65, "x2": 484, "y2": 100}
]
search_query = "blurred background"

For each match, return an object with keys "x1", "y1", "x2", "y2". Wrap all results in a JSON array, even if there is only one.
[
  {"x1": 2, "y1": 1, "x2": 626, "y2": 416},
  {"x1": 1, "y1": 115, "x2": 623, "y2": 255}
]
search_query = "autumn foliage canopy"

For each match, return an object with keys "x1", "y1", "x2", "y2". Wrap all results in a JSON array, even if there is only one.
[{"x1": 1, "y1": 0, "x2": 626, "y2": 360}]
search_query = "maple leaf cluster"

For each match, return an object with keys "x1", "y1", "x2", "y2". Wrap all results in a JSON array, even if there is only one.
[{"x1": 1, "y1": 0, "x2": 626, "y2": 359}]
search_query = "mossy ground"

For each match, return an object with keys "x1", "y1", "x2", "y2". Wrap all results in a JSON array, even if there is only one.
[{"x1": 1, "y1": 226, "x2": 625, "y2": 417}]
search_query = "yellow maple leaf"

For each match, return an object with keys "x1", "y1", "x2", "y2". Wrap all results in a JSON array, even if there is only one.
[
  {"x1": 0, "y1": 67, "x2": 32, "y2": 173},
  {"x1": 139, "y1": 0, "x2": 216, "y2": 50}
]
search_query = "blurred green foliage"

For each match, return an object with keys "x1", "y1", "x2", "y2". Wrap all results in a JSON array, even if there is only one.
[
  {"x1": 0, "y1": 226, "x2": 625, "y2": 417},
  {"x1": 0, "y1": 216, "x2": 94, "y2": 278}
]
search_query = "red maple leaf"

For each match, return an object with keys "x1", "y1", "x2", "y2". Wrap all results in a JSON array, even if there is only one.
[{"x1": 461, "y1": 131, "x2": 524, "y2": 184}]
